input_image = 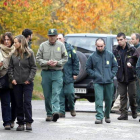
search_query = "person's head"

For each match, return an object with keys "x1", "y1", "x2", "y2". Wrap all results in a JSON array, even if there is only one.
[
  {"x1": 0, "y1": 32, "x2": 14, "y2": 47},
  {"x1": 22, "y1": 29, "x2": 33, "y2": 42},
  {"x1": 57, "y1": 34, "x2": 65, "y2": 43},
  {"x1": 95, "y1": 38, "x2": 105, "y2": 52},
  {"x1": 117, "y1": 32, "x2": 126, "y2": 48},
  {"x1": 131, "y1": 33, "x2": 140, "y2": 46},
  {"x1": 14, "y1": 35, "x2": 31, "y2": 58},
  {"x1": 48, "y1": 29, "x2": 58, "y2": 44}
]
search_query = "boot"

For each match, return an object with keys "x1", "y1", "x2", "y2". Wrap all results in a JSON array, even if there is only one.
[
  {"x1": 105, "y1": 118, "x2": 111, "y2": 123},
  {"x1": 46, "y1": 116, "x2": 52, "y2": 121},
  {"x1": 118, "y1": 114, "x2": 128, "y2": 120},
  {"x1": 132, "y1": 110, "x2": 137, "y2": 119},
  {"x1": 5, "y1": 124, "x2": 11, "y2": 130},
  {"x1": 16, "y1": 125, "x2": 24, "y2": 131},
  {"x1": 70, "y1": 110, "x2": 76, "y2": 117},
  {"x1": 95, "y1": 119, "x2": 103, "y2": 124},
  {"x1": 26, "y1": 123, "x2": 32, "y2": 131},
  {"x1": 52, "y1": 113, "x2": 59, "y2": 122}
]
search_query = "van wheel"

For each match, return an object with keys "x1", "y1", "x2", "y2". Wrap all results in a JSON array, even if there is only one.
[{"x1": 75, "y1": 51, "x2": 87, "y2": 83}]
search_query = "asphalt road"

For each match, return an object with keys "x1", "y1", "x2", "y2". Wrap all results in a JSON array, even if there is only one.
[{"x1": 0, "y1": 100, "x2": 140, "y2": 140}]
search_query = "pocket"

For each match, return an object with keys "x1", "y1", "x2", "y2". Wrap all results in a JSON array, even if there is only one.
[{"x1": 43, "y1": 51, "x2": 50, "y2": 60}]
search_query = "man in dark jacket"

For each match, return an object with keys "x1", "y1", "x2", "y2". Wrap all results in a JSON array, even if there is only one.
[
  {"x1": 57, "y1": 34, "x2": 79, "y2": 118},
  {"x1": 131, "y1": 33, "x2": 140, "y2": 113},
  {"x1": 86, "y1": 38, "x2": 118, "y2": 124},
  {"x1": 114, "y1": 32, "x2": 138, "y2": 120}
]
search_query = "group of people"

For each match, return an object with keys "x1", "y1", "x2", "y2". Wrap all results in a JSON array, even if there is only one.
[
  {"x1": 0, "y1": 28, "x2": 79, "y2": 131},
  {"x1": 1, "y1": 28, "x2": 140, "y2": 132},
  {"x1": 0, "y1": 29, "x2": 37, "y2": 131},
  {"x1": 86, "y1": 32, "x2": 140, "y2": 124}
]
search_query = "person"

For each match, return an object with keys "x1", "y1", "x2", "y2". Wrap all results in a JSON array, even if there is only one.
[
  {"x1": 0, "y1": 32, "x2": 15, "y2": 130},
  {"x1": 113, "y1": 32, "x2": 138, "y2": 120},
  {"x1": 8, "y1": 35, "x2": 37, "y2": 131},
  {"x1": 131, "y1": 33, "x2": 140, "y2": 113},
  {"x1": 57, "y1": 34, "x2": 79, "y2": 118},
  {"x1": 22, "y1": 29, "x2": 33, "y2": 48},
  {"x1": 36, "y1": 29, "x2": 68, "y2": 122},
  {"x1": 86, "y1": 38, "x2": 118, "y2": 124}
]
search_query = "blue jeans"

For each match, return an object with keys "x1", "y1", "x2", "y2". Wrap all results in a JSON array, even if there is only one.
[{"x1": 0, "y1": 88, "x2": 11, "y2": 126}]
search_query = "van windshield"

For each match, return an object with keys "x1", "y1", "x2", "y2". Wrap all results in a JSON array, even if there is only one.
[{"x1": 65, "y1": 36, "x2": 107, "y2": 51}]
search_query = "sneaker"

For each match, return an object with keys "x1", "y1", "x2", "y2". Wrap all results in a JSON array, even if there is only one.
[
  {"x1": 70, "y1": 110, "x2": 76, "y2": 117},
  {"x1": 11, "y1": 121, "x2": 15, "y2": 128},
  {"x1": 117, "y1": 115, "x2": 128, "y2": 120},
  {"x1": 5, "y1": 124, "x2": 11, "y2": 130},
  {"x1": 105, "y1": 118, "x2": 111, "y2": 123},
  {"x1": 16, "y1": 125, "x2": 24, "y2": 131},
  {"x1": 59, "y1": 113, "x2": 65, "y2": 118},
  {"x1": 46, "y1": 116, "x2": 53, "y2": 121},
  {"x1": 95, "y1": 119, "x2": 103, "y2": 124},
  {"x1": 52, "y1": 113, "x2": 59, "y2": 122},
  {"x1": 26, "y1": 123, "x2": 32, "y2": 131},
  {"x1": 132, "y1": 111, "x2": 137, "y2": 119}
]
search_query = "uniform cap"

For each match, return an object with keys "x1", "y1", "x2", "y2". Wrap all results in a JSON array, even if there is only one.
[{"x1": 48, "y1": 29, "x2": 58, "y2": 36}]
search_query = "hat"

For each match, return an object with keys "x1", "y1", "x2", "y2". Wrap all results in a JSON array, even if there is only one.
[{"x1": 48, "y1": 29, "x2": 58, "y2": 36}]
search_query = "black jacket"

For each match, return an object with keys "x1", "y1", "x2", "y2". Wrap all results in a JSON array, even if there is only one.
[
  {"x1": 113, "y1": 43, "x2": 138, "y2": 83},
  {"x1": 8, "y1": 51, "x2": 37, "y2": 84}
]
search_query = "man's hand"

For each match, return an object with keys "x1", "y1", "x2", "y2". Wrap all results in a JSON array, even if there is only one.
[
  {"x1": 12, "y1": 80, "x2": 17, "y2": 85},
  {"x1": 0, "y1": 62, "x2": 3, "y2": 67},
  {"x1": 24, "y1": 81, "x2": 30, "y2": 84},
  {"x1": 127, "y1": 62, "x2": 132, "y2": 68},
  {"x1": 73, "y1": 75, "x2": 78, "y2": 80},
  {"x1": 49, "y1": 60, "x2": 58, "y2": 67}
]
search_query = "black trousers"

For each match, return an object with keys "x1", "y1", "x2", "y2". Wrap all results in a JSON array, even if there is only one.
[
  {"x1": 13, "y1": 83, "x2": 34, "y2": 125},
  {"x1": 118, "y1": 81, "x2": 137, "y2": 115},
  {"x1": 10, "y1": 89, "x2": 17, "y2": 122},
  {"x1": 0, "y1": 88, "x2": 11, "y2": 126}
]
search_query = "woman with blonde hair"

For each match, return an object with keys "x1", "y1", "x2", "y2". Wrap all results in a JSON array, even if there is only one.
[
  {"x1": 0, "y1": 32, "x2": 15, "y2": 130},
  {"x1": 8, "y1": 35, "x2": 37, "y2": 131}
]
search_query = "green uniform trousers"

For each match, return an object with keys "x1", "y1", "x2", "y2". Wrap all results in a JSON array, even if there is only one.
[
  {"x1": 94, "y1": 83, "x2": 114, "y2": 120},
  {"x1": 41, "y1": 70, "x2": 63, "y2": 117},
  {"x1": 136, "y1": 79, "x2": 140, "y2": 112},
  {"x1": 59, "y1": 83, "x2": 75, "y2": 114}
]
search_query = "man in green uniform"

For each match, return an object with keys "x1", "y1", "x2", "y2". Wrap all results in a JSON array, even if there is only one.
[
  {"x1": 57, "y1": 34, "x2": 79, "y2": 118},
  {"x1": 86, "y1": 38, "x2": 118, "y2": 124},
  {"x1": 131, "y1": 33, "x2": 140, "y2": 113},
  {"x1": 36, "y1": 29, "x2": 68, "y2": 122}
]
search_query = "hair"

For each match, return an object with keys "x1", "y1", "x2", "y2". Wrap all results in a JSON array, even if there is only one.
[
  {"x1": 95, "y1": 38, "x2": 105, "y2": 45},
  {"x1": 14, "y1": 35, "x2": 31, "y2": 59},
  {"x1": 0, "y1": 32, "x2": 14, "y2": 46},
  {"x1": 22, "y1": 29, "x2": 33, "y2": 38},
  {"x1": 58, "y1": 33, "x2": 65, "y2": 37},
  {"x1": 117, "y1": 32, "x2": 126, "y2": 39},
  {"x1": 134, "y1": 33, "x2": 140, "y2": 41}
]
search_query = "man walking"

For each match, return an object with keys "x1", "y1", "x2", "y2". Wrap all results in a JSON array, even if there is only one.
[
  {"x1": 57, "y1": 34, "x2": 79, "y2": 118},
  {"x1": 131, "y1": 33, "x2": 140, "y2": 113},
  {"x1": 36, "y1": 29, "x2": 68, "y2": 122},
  {"x1": 114, "y1": 32, "x2": 138, "y2": 120},
  {"x1": 86, "y1": 38, "x2": 118, "y2": 124}
]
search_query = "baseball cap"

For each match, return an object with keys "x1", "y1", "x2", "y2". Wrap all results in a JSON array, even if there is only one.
[{"x1": 48, "y1": 29, "x2": 58, "y2": 36}]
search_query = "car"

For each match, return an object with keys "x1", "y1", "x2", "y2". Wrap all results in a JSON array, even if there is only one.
[{"x1": 65, "y1": 33, "x2": 131, "y2": 103}]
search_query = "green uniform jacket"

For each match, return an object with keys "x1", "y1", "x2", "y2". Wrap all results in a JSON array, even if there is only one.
[
  {"x1": 63, "y1": 42, "x2": 79, "y2": 84},
  {"x1": 36, "y1": 40, "x2": 68, "y2": 70},
  {"x1": 86, "y1": 48, "x2": 118, "y2": 84}
]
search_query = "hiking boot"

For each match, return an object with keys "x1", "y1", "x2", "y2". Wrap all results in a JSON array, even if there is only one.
[
  {"x1": 59, "y1": 113, "x2": 65, "y2": 118},
  {"x1": 105, "y1": 118, "x2": 111, "y2": 123},
  {"x1": 132, "y1": 111, "x2": 137, "y2": 119},
  {"x1": 117, "y1": 115, "x2": 128, "y2": 120},
  {"x1": 11, "y1": 121, "x2": 15, "y2": 128},
  {"x1": 52, "y1": 113, "x2": 59, "y2": 122},
  {"x1": 70, "y1": 110, "x2": 76, "y2": 117},
  {"x1": 4, "y1": 124, "x2": 11, "y2": 130},
  {"x1": 26, "y1": 123, "x2": 32, "y2": 131},
  {"x1": 95, "y1": 119, "x2": 103, "y2": 124},
  {"x1": 46, "y1": 116, "x2": 52, "y2": 121},
  {"x1": 16, "y1": 125, "x2": 24, "y2": 131}
]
